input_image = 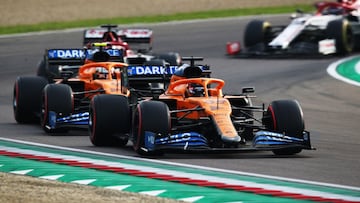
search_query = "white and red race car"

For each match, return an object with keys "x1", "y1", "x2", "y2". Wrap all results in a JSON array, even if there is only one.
[
  {"x1": 83, "y1": 25, "x2": 181, "y2": 66},
  {"x1": 226, "y1": 0, "x2": 360, "y2": 57}
]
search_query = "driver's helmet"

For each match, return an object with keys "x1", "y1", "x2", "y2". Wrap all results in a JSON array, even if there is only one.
[
  {"x1": 187, "y1": 83, "x2": 205, "y2": 97},
  {"x1": 323, "y1": 6, "x2": 344, "y2": 15},
  {"x1": 94, "y1": 67, "x2": 108, "y2": 79}
]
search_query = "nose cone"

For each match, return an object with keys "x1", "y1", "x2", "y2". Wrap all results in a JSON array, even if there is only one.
[{"x1": 221, "y1": 134, "x2": 242, "y2": 143}]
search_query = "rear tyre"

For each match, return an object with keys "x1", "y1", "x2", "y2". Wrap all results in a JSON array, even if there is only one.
[
  {"x1": 265, "y1": 100, "x2": 304, "y2": 155},
  {"x1": 244, "y1": 20, "x2": 272, "y2": 50},
  {"x1": 132, "y1": 101, "x2": 170, "y2": 156},
  {"x1": 41, "y1": 84, "x2": 73, "y2": 133},
  {"x1": 36, "y1": 58, "x2": 58, "y2": 82},
  {"x1": 36, "y1": 59, "x2": 47, "y2": 78},
  {"x1": 155, "y1": 52, "x2": 181, "y2": 65},
  {"x1": 13, "y1": 76, "x2": 48, "y2": 123},
  {"x1": 143, "y1": 58, "x2": 167, "y2": 66},
  {"x1": 89, "y1": 94, "x2": 130, "y2": 146},
  {"x1": 326, "y1": 19, "x2": 354, "y2": 55}
]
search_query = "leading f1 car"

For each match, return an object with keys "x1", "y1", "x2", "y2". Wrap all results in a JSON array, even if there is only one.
[
  {"x1": 226, "y1": 0, "x2": 360, "y2": 57},
  {"x1": 90, "y1": 57, "x2": 314, "y2": 156}
]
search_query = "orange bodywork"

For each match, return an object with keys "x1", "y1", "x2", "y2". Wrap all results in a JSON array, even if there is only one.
[
  {"x1": 56, "y1": 62, "x2": 130, "y2": 99},
  {"x1": 160, "y1": 78, "x2": 239, "y2": 141}
]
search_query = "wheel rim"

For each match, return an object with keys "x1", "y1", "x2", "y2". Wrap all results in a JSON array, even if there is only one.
[{"x1": 343, "y1": 21, "x2": 353, "y2": 52}]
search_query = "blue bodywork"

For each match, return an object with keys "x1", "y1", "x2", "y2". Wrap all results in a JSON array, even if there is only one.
[
  {"x1": 144, "y1": 132, "x2": 209, "y2": 151},
  {"x1": 47, "y1": 49, "x2": 122, "y2": 60},
  {"x1": 143, "y1": 130, "x2": 312, "y2": 152},
  {"x1": 253, "y1": 131, "x2": 310, "y2": 147},
  {"x1": 48, "y1": 111, "x2": 89, "y2": 130}
]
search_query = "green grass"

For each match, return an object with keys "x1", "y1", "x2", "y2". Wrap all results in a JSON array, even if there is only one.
[{"x1": 0, "y1": 4, "x2": 314, "y2": 35}]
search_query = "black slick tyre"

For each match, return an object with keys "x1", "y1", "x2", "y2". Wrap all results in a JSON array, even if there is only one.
[
  {"x1": 326, "y1": 19, "x2": 354, "y2": 55},
  {"x1": 89, "y1": 94, "x2": 130, "y2": 146},
  {"x1": 132, "y1": 101, "x2": 170, "y2": 156},
  {"x1": 155, "y1": 52, "x2": 181, "y2": 65},
  {"x1": 265, "y1": 100, "x2": 305, "y2": 155},
  {"x1": 13, "y1": 76, "x2": 48, "y2": 123},
  {"x1": 36, "y1": 58, "x2": 58, "y2": 82},
  {"x1": 41, "y1": 84, "x2": 73, "y2": 133},
  {"x1": 244, "y1": 20, "x2": 272, "y2": 49}
]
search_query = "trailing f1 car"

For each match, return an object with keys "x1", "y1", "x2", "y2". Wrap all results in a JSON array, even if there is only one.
[
  {"x1": 14, "y1": 49, "x2": 129, "y2": 133},
  {"x1": 90, "y1": 57, "x2": 314, "y2": 156},
  {"x1": 13, "y1": 47, "x2": 179, "y2": 137},
  {"x1": 226, "y1": 0, "x2": 360, "y2": 56},
  {"x1": 83, "y1": 24, "x2": 181, "y2": 66}
]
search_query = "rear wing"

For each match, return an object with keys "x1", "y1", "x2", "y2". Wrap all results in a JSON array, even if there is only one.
[
  {"x1": 117, "y1": 29, "x2": 152, "y2": 44},
  {"x1": 83, "y1": 26, "x2": 152, "y2": 46},
  {"x1": 86, "y1": 47, "x2": 124, "y2": 62},
  {"x1": 83, "y1": 28, "x2": 114, "y2": 45},
  {"x1": 46, "y1": 48, "x2": 123, "y2": 64},
  {"x1": 127, "y1": 64, "x2": 211, "y2": 84},
  {"x1": 44, "y1": 49, "x2": 85, "y2": 79},
  {"x1": 127, "y1": 65, "x2": 177, "y2": 84},
  {"x1": 46, "y1": 49, "x2": 85, "y2": 65},
  {"x1": 45, "y1": 48, "x2": 124, "y2": 79}
]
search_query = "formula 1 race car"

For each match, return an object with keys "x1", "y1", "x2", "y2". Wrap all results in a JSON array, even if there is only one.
[
  {"x1": 14, "y1": 49, "x2": 129, "y2": 133},
  {"x1": 90, "y1": 57, "x2": 314, "y2": 156},
  {"x1": 83, "y1": 25, "x2": 181, "y2": 66},
  {"x1": 226, "y1": 0, "x2": 360, "y2": 57},
  {"x1": 13, "y1": 47, "x2": 178, "y2": 136}
]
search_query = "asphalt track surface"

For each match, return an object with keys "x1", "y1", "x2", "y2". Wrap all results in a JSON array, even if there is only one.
[{"x1": 1, "y1": 15, "x2": 360, "y2": 188}]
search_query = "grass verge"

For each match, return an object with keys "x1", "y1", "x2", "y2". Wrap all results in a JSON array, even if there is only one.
[{"x1": 0, "y1": 4, "x2": 313, "y2": 35}]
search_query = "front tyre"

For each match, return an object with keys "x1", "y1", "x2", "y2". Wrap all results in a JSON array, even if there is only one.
[
  {"x1": 89, "y1": 94, "x2": 130, "y2": 146},
  {"x1": 41, "y1": 84, "x2": 73, "y2": 133},
  {"x1": 132, "y1": 101, "x2": 170, "y2": 156},
  {"x1": 265, "y1": 100, "x2": 305, "y2": 155}
]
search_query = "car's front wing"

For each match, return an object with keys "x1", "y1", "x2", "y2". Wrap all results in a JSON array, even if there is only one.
[
  {"x1": 143, "y1": 130, "x2": 314, "y2": 153},
  {"x1": 47, "y1": 111, "x2": 89, "y2": 130}
]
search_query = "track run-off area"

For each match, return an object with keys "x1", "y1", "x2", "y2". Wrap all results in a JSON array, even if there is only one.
[
  {"x1": 1, "y1": 138, "x2": 360, "y2": 203},
  {"x1": 327, "y1": 56, "x2": 360, "y2": 87}
]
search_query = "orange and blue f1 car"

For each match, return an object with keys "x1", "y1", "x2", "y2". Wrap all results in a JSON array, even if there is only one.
[
  {"x1": 90, "y1": 57, "x2": 314, "y2": 156},
  {"x1": 13, "y1": 46, "x2": 178, "y2": 139}
]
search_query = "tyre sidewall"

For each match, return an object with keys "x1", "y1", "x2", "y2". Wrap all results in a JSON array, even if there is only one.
[
  {"x1": 41, "y1": 84, "x2": 73, "y2": 133},
  {"x1": 89, "y1": 94, "x2": 130, "y2": 146},
  {"x1": 13, "y1": 76, "x2": 48, "y2": 123},
  {"x1": 266, "y1": 100, "x2": 305, "y2": 155},
  {"x1": 132, "y1": 101, "x2": 170, "y2": 155}
]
